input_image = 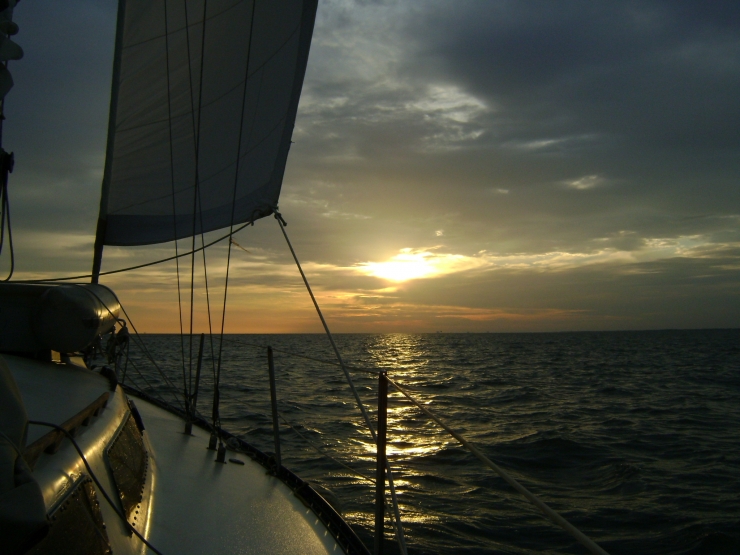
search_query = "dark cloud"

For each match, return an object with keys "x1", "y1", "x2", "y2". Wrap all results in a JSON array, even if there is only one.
[
  {"x1": 2, "y1": 0, "x2": 738, "y2": 330},
  {"x1": 286, "y1": 0, "x2": 740, "y2": 261},
  {"x1": 381, "y1": 251, "x2": 740, "y2": 331},
  {"x1": 3, "y1": 1, "x2": 116, "y2": 278},
  {"x1": 412, "y1": 1, "x2": 740, "y2": 147}
]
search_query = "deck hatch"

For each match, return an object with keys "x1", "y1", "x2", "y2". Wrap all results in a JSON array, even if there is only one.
[
  {"x1": 107, "y1": 411, "x2": 148, "y2": 520},
  {"x1": 25, "y1": 478, "x2": 111, "y2": 555}
]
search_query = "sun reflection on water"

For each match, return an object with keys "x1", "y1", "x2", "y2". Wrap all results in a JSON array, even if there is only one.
[{"x1": 359, "y1": 334, "x2": 452, "y2": 464}]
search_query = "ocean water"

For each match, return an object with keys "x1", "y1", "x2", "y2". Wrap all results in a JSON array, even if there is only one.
[{"x1": 126, "y1": 331, "x2": 740, "y2": 555}]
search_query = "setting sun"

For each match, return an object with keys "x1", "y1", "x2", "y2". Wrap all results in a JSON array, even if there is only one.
[
  {"x1": 358, "y1": 250, "x2": 438, "y2": 281},
  {"x1": 356, "y1": 248, "x2": 488, "y2": 282}
]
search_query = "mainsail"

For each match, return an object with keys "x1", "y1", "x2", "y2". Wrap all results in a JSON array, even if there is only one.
[{"x1": 94, "y1": 0, "x2": 318, "y2": 253}]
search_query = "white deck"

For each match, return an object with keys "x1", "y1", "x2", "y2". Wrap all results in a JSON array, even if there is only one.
[
  {"x1": 134, "y1": 396, "x2": 342, "y2": 555},
  {"x1": 9, "y1": 354, "x2": 111, "y2": 444},
  {"x1": 5, "y1": 354, "x2": 347, "y2": 555}
]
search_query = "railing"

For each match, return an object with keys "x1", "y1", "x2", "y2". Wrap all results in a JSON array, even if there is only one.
[
  {"x1": 259, "y1": 344, "x2": 611, "y2": 555},
  {"x1": 89, "y1": 280, "x2": 610, "y2": 555}
]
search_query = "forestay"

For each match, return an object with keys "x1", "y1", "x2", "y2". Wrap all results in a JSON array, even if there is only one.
[{"x1": 96, "y1": 0, "x2": 318, "y2": 247}]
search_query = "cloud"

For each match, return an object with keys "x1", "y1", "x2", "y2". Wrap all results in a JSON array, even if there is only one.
[
  {"x1": 3, "y1": 1, "x2": 739, "y2": 331},
  {"x1": 52, "y1": 232, "x2": 737, "y2": 333},
  {"x1": 565, "y1": 175, "x2": 604, "y2": 190},
  {"x1": 350, "y1": 234, "x2": 740, "y2": 285},
  {"x1": 355, "y1": 247, "x2": 489, "y2": 281}
]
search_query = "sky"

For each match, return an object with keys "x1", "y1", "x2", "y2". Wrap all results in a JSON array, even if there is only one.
[{"x1": 4, "y1": 0, "x2": 740, "y2": 333}]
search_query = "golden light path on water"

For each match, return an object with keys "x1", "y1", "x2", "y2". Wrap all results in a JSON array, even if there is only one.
[{"x1": 343, "y1": 334, "x2": 456, "y2": 526}]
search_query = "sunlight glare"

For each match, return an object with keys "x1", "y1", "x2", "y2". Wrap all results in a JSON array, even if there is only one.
[
  {"x1": 360, "y1": 250, "x2": 437, "y2": 281},
  {"x1": 357, "y1": 248, "x2": 485, "y2": 282}
]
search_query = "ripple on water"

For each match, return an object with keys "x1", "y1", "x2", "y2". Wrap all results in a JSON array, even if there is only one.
[{"x1": 128, "y1": 330, "x2": 740, "y2": 555}]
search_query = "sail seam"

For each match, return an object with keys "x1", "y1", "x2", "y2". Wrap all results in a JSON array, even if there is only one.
[
  {"x1": 122, "y1": 0, "x2": 247, "y2": 50},
  {"x1": 114, "y1": 23, "x2": 300, "y2": 133},
  {"x1": 114, "y1": 82, "x2": 244, "y2": 134},
  {"x1": 108, "y1": 114, "x2": 285, "y2": 214}
]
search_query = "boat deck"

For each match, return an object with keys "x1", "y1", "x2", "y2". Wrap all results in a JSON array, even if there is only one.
[
  {"x1": 4, "y1": 354, "x2": 347, "y2": 554},
  {"x1": 133, "y1": 395, "x2": 342, "y2": 555},
  {"x1": 9, "y1": 355, "x2": 111, "y2": 445}
]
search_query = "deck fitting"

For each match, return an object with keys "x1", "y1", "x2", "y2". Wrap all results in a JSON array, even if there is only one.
[{"x1": 216, "y1": 443, "x2": 226, "y2": 463}]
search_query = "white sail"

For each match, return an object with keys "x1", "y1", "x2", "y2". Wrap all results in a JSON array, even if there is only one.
[{"x1": 97, "y1": 0, "x2": 318, "y2": 246}]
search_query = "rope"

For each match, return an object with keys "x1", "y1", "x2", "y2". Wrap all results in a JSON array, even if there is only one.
[
  {"x1": 230, "y1": 238, "x2": 251, "y2": 254},
  {"x1": 199, "y1": 232, "x2": 218, "y2": 402},
  {"x1": 184, "y1": 0, "x2": 211, "y2": 422},
  {"x1": 116, "y1": 301, "x2": 186, "y2": 411},
  {"x1": 275, "y1": 212, "x2": 377, "y2": 438},
  {"x1": 277, "y1": 411, "x2": 376, "y2": 484},
  {"x1": 384, "y1": 375, "x2": 610, "y2": 555},
  {"x1": 216, "y1": 336, "x2": 381, "y2": 375},
  {"x1": 10, "y1": 220, "x2": 254, "y2": 283},
  {"x1": 213, "y1": 0, "x2": 258, "y2": 437},
  {"x1": 76, "y1": 284, "x2": 185, "y2": 412},
  {"x1": 163, "y1": 0, "x2": 190, "y2": 433},
  {"x1": 0, "y1": 57, "x2": 15, "y2": 282},
  {"x1": 274, "y1": 212, "x2": 407, "y2": 555},
  {"x1": 0, "y1": 150, "x2": 15, "y2": 281}
]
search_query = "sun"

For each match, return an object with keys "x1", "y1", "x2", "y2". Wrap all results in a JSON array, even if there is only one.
[
  {"x1": 358, "y1": 250, "x2": 438, "y2": 282},
  {"x1": 356, "y1": 248, "x2": 489, "y2": 282}
]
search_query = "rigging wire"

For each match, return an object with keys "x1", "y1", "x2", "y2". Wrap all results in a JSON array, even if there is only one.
[
  {"x1": 190, "y1": 0, "x2": 218, "y2": 413},
  {"x1": 384, "y1": 374, "x2": 611, "y2": 555},
  {"x1": 274, "y1": 212, "x2": 376, "y2": 437},
  {"x1": 119, "y1": 351, "x2": 180, "y2": 409},
  {"x1": 274, "y1": 211, "x2": 408, "y2": 555},
  {"x1": 216, "y1": 320, "x2": 608, "y2": 555},
  {"x1": 218, "y1": 336, "x2": 382, "y2": 375},
  {"x1": 0, "y1": 158, "x2": 14, "y2": 281},
  {"x1": 278, "y1": 411, "x2": 375, "y2": 483},
  {"x1": 213, "y1": 0, "x2": 259, "y2": 437},
  {"x1": 115, "y1": 301, "x2": 186, "y2": 412},
  {"x1": 0, "y1": 71, "x2": 15, "y2": 282},
  {"x1": 118, "y1": 369, "x2": 172, "y2": 410},
  {"x1": 9, "y1": 219, "x2": 255, "y2": 283},
  {"x1": 183, "y1": 0, "x2": 210, "y2": 420},
  {"x1": 77, "y1": 284, "x2": 185, "y2": 411},
  {"x1": 163, "y1": 0, "x2": 190, "y2": 430},
  {"x1": 200, "y1": 232, "x2": 218, "y2": 394}
]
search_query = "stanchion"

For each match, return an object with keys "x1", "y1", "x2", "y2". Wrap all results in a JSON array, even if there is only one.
[
  {"x1": 185, "y1": 333, "x2": 204, "y2": 435},
  {"x1": 374, "y1": 371, "x2": 388, "y2": 555},
  {"x1": 267, "y1": 346, "x2": 282, "y2": 468}
]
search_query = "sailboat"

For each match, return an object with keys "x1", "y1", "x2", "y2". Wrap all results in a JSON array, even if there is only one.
[
  {"x1": 0, "y1": 1, "x2": 374, "y2": 554},
  {"x1": 0, "y1": 1, "x2": 619, "y2": 554}
]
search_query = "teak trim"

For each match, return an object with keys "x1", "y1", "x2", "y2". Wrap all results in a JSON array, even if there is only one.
[{"x1": 24, "y1": 392, "x2": 111, "y2": 469}]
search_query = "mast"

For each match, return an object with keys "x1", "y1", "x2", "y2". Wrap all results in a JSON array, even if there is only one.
[{"x1": 92, "y1": 0, "x2": 127, "y2": 284}]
